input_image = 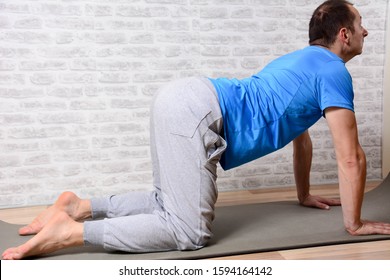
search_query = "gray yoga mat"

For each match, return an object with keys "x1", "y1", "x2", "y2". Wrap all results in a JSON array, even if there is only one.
[{"x1": 1, "y1": 173, "x2": 390, "y2": 260}]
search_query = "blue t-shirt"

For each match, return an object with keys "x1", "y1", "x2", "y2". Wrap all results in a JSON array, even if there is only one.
[{"x1": 209, "y1": 46, "x2": 354, "y2": 170}]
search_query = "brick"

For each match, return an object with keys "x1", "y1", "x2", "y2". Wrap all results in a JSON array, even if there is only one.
[
  {"x1": 116, "y1": 6, "x2": 170, "y2": 17},
  {"x1": 220, "y1": 20, "x2": 260, "y2": 32},
  {"x1": 20, "y1": 60, "x2": 67, "y2": 71},
  {"x1": 145, "y1": 0, "x2": 188, "y2": 4},
  {"x1": 8, "y1": 126, "x2": 67, "y2": 139},
  {"x1": 201, "y1": 59, "x2": 237, "y2": 69},
  {"x1": 38, "y1": 112, "x2": 86, "y2": 124},
  {"x1": 133, "y1": 72, "x2": 174, "y2": 83},
  {"x1": 92, "y1": 137, "x2": 120, "y2": 148},
  {"x1": 233, "y1": 46, "x2": 272, "y2": 56},
  {"x1": 134, "y1": 160, "x2": 152, "y2": 172},
  {"x1": 0, "y1": 155, "x2": 21, "y2": 168},
  {"x1": 70, "y1": 59, "x2": 96, "y2": 71},
  {"x1": 231, "y1": 7, "x2": 254, "y2": 18},
  {"x1": 234, "y1": 165, "x2": 272, "y2": 177},
  {"x1": 0, "y1": 183, "x2": 40, "y2": 195},
  {"x1": 86, "y1": 85, "x2": 138, "y2": 97},
  {"x1": 170, "y1": 6, "x2": 199, "y2": 17},
  {"x1": 31, "y1": 3, "x2": 83, "y2": 16},
  {"x1": 59, "y1": 73, "x2": 97, "y2": 84},
  {"x1": 88, "y1": 112, "x2": 134, "y2": 123},
  {"x1": 0, "y1": 88, "x2": 45, "y2": 98},
  {"x1": 56, "y1": 32, "x2": 75, "y2": 44},
  {"x1": 3, "y1": 31, "x2": 54, "y2": 44},
  {"x1": 0, "y1": 74, "x2": 26, "y2": 85},
  {"x1": 13, "y1": 167, "x2": 61, "y2": 179},
  {"x1": 149, "y1": 19, "x2": 190, "y2": 31},
  {"x1": 201, "y1": 46, "x2": 230, "y2": 57},
  {"x1": 100, "y1": 123, "x2": 145, "y2": 135},
  {"x1": 47, "y1": 86, "x2": 83, "y2": 98},
  {"x1": 264, "y1": 175, "x2": 295, "y2": 187},
  {"x1": 121, "y1": 134, "x2": 150, "y2": 146},
  {"x1": 0, "y1": 60, "x2": 16, "y2": 71},
  {"x1": 85, "y1": 4, "x2": 113, "y2": 17},
  {"x1": 53, "y1": 150, "x2": 109, "y2": 163},
  {"x1": 30, "y1": 101, "x2": 64, "y2": 113},
  {"x1": 70, "y1": 100, "x2": 107, "y2": 110},
  {"x1": 200, "y1": 7, "x2": 228, "y2": 19},
  {"x1": 98, "y1": 61, "x2": 146, "y2": 71},
  {"x1": 112, "y1": 148, "x2": 149, "y2": 159},
  {"x1": 0, "y1": 141, "x2": 40, "y2": 153},
  {"x1": 24, "y1": 153, "x2": 51, "y2": 166},
  {"x1": 150, "y1": 59, "x2": 197, "y2": 70},
  {"x1": 128, "y1": 33, "x2": 155, "y2": 44},
  {"x1": 0, "y1": 48, "x2": 16, "y2": 58},
  {"x1": 121, "y1": 46, "x2": 161, "y2": 57},
  {"x1": 106, "y1": 20, "x2": 144, "y2": 30},
  {"x1": 0, "y1": 114, "x2": 35, "y2": 126},
  {"x1": 30, "y1": 73, "x2": 56, "y2": 85},
  {"x1": 63, "y1": 164, "x2": 82, "y2": 177},
  {"x1": 38, "y1": 47, "x2": 90, "y2": 58},
  {"x1": 242, "y1": 177, "x2": 265, "y2": 189},
  {"x1": 157, "y1": 33, "x2": 198, "y2": 44},
  {"x1": 91, "y1": 162, "x2": 132, "y2": 174},
  {"x1": 95, "y1": 33, "x2": 128, "y2": 44},
  {"x1": 0, "y1": 3, "x2": 30, "y2": 13},
  {"x1": 13, "y1": 17, "x2": 43, "y2": 29},
  {"x1": 0, "y1": 195, "x2": 25, "y2": 208},
  {"x1": 98, "y1": 72, "x2": 131, "y2": 83},
  {"x1": 240, "y1": 58, "x2": 262, "y2": 69},
  {"x1": 45, "y1": 18, "x2": 95, "y2": 30},
  {"x1": 0, "y1": 101, "x2": 18, "y2": 112},
  {"x1": 111, "y1": 99, "x2": 151, "y2": 109},
  {"x1": 41, "y1": 139, "x2": 89, "y2": 151}
]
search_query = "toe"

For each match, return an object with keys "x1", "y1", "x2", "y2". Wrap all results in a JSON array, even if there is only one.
[{"x1": 18, "y1": 223, "x2": 40, "y2": 236}]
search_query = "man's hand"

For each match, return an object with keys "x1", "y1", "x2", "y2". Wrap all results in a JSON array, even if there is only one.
[
  {"x1": 347, "y1": 220, "x2": 390, "y2": 236},
  {"x1": 299, "y1": 194, "x2": 341, "y2": 210},
  {"x1": 292, "y1": 131, "x2": 341, "y2": 211}
]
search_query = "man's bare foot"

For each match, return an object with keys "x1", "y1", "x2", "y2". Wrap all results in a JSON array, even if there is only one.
[
  {"x1": 2, "y1": 211, "x2": 84, "y2": 260},
  {"x1": 18, "y1": 191, "x2": 91, "y2": 236}
]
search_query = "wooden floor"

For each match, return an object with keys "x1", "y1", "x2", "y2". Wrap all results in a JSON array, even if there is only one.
[{"x1": 1, "y1": 181, "x2": 389, "y2": 260}]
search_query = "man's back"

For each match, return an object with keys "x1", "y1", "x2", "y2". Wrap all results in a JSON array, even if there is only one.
[{"x1": 210, "y1": 46, "x2": 354, "y2": 170}]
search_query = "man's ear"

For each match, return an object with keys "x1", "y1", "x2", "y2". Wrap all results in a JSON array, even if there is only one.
[{"x1": 339, "y1": 27, "x2": 350, "y2": 44}]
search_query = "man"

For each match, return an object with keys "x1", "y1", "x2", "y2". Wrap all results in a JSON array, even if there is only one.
[{"x1": 3, "y1": 0, "x2": 390, "y2": 260}]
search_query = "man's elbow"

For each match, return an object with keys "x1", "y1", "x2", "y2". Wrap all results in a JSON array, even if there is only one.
[{"x1": 338, "y1": 147, "x2": 366, "y2": 170}]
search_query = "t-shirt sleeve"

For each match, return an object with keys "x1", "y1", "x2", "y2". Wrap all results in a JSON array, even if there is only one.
[{"x1": 316, "y1": 61, "x2": 354, "y2": 114}]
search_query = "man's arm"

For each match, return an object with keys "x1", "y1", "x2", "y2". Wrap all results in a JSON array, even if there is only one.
[
  {"x1": 325, "y1": 107, "x2": 390, "y2": 235},
  {"x1": 293, "y1": 131, "x2": 340, "y2": 209},
  {"x1": 293, "y1": 131, "x2": 312, "y2": 203}
]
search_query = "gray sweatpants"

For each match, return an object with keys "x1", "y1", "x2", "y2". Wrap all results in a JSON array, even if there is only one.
[{"x1": 83, "y1": 77, "x2": 226, "y2": 252}]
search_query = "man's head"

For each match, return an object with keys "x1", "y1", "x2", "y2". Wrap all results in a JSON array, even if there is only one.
[{"x1": 309, "y1": 0, "x2": 368, "y2": 60}]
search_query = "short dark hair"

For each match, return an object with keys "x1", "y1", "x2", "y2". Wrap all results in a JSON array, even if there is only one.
[{"x1": 309, "y1": 0, "x2": 356, "y2": 47}]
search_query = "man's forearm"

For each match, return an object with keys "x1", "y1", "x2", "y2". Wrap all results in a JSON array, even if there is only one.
[
  {"x1": 337, "y1": 145, "x2": 367, "y2": 232},
  {"x1": 293, "y1": 131, "x2": 313, "y2": 203}
]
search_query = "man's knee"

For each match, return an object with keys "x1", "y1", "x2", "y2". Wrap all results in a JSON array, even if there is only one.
[{"x1": 176, "y1": 230, "x2": 212, "y2": 251}]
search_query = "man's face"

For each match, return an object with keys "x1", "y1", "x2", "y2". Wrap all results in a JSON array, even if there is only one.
[{"x1": 348, "y1": 6, "x2": 369, "y2": 56}]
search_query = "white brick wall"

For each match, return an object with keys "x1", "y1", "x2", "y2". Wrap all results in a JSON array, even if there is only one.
[{"x1": 0, "y1": 0, "x2": 387, "y2": 208}]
